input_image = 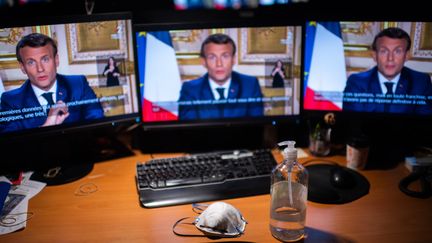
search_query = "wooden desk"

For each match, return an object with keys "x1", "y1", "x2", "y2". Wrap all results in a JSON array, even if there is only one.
[{"x1": 2, "y1": 151, "x2": 432, "y2": 242}]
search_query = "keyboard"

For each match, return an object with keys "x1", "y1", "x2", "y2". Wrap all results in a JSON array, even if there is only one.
[{"x1": 136, "y1": 149, "x2": 277, "y2": 208}]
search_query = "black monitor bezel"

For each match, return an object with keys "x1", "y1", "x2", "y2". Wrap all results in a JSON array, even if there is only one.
[
  {"x1": 0, "y1": 11, "x2": 142, "y2": 142},
  {"x1": 133, "y1": 18, "x2": 303, "y2": 131}
]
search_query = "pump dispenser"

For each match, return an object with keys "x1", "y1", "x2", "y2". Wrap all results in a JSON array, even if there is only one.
[{"x1": 270, "y1": 141, "x2": 308, "y2": 242}]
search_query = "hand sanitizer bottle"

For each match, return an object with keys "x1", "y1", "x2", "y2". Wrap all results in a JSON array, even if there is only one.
[{"x1": 270, "y1": 141, "x2": 308, "y2": 242}]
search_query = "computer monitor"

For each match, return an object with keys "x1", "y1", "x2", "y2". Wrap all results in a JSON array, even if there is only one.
[
  {"x1": 134, "y1": 20, "x2": 303, "y2": 151},
  {"x1": 303, "y1": 21, "x2": 432, "y2": 116},
  {"x1": 0, "y1": 12, "x2": 140, "y2": 183},
  {"x1": 303, "y1": 21, "x2": 432, "y2": 166}
]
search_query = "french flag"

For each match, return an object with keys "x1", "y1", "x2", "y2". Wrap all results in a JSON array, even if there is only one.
[
  {"x1": 136, "y1": 31, "x2": 182, "y2": 122},
  {"x1": 304, "y1": 21, "x2": 346, "y2": 111}
]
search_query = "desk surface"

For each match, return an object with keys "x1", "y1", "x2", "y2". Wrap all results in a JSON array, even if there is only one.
[{"x1": 2, "y1": 150, "x2": 432, "y2": 242}]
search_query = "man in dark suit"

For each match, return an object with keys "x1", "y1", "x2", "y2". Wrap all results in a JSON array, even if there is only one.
[
  {"x1": 343, "y1": 27, "x2": 432, "y2": 115},
  {"x1": 178, "y1": 33, "x2": 263, "y2": 120},
  {"x1": 0, "y1": 33, "x2": 104, "y2": 133}
]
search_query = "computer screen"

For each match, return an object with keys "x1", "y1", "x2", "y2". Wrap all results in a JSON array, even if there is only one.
[
  {"x1": 135, "y1": 21, "x2": 302, "y2": 129},
  {"x1": 0, "y1": 12, "x2": 140, "y2": 182},
  {"x1": 0, "y1": 12, "x2": 140, "y2": 138},
  {"x1": 303, "y1": 21, "x2": 432, "y2": 116}
]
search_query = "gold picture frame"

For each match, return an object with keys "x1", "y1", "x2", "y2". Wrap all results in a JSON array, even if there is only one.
[
  {"x1": 66, "y1": 20, "x2": 129, "y2": 64},
  {"x1": 172, "y1": 28, "x2": 224, "y2": 65},
  {"x1": 0, "y1": 26, "x2": 51, "y2": 69},
  {"x1": 341, "y1": 21, "x2": 397, "y2": 57},
  {"x1": 411, "y1": 22, "x2": 432, "y2": 61},
  {"x1": 238, "y1": 26, "x2": 294, "y2": 64}
]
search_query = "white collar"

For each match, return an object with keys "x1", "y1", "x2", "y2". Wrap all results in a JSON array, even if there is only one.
[
  {"x1": 208, "y1": 77, "x2": 231, "y2": 90},
  {"x1": 377, "y1": 71, "x2": 400, "y2": 84},
  {"x1": 31, "y1": 81, "x2": 57, "y2": 98},
  {"x1": 377, "y1": 72, "x2": 399, "y2": 94},
  {"x1": 208, "y1": 77, "x2": 231, "y2": 99}
]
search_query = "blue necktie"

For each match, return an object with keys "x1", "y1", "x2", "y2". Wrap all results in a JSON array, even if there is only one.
[
  {"x1": 42, "y1": 92, "x2": 55, "y2": 105},
  {"x1": 384, "y1": 82, "x2": 394, "y2": 112},
  {"x1": 384, "y1": 82, "x2": 394, "y2": 95},
  {"x1": 42, "y1": 92, "x2": 55, "y2": 114},
  {"x1": 215, "y1": 87, "x2": 226, "y2": 118},
  {"x1": 216, "y1": 87, "x2": 226, "y2": 100}
]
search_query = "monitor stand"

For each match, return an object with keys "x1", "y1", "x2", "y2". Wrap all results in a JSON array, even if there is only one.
[
  {"x1": 28, "y1": 134, "x2": 133, "y2": 186},
  {"x1": 136, "y1": 125, "x2": 267, "y2": 153},
  {"x1": 0, "y1": 128, "x2": 134, "y2": 186},
  {"x1": 30, "y1": 163, "x2": 94, "y2": 186}
]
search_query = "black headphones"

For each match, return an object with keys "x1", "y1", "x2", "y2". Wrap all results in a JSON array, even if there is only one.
[{"x1": 399, "y1": 166, "x2": 432, "y2": 199}]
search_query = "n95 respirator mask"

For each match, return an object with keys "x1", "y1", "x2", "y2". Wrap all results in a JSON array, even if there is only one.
[{"x1": 173, "y1": 201, "x2": 247, "y2": 238}]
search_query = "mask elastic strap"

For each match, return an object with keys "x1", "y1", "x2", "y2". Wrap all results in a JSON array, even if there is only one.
[
  {"x1": 192, "y1": 203, "x2": 208, "y2": 214},
  {"x1": 172, "y1": 204, "x2": 209, "y2": 237},
  {"x1": 172, "y1": 217, "x2": 207, "y2": 237}
]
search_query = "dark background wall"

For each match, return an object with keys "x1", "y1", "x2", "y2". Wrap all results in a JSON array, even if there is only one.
[{"x1": 1, "y1": 0, "x2": 431, "y2": 24}]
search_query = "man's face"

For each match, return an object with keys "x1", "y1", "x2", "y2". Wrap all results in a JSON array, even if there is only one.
[
  {"x1": 202, "y1": 43, "x2": 235, "y2": 85},
  {"x1": 373, "y1": 36, "x2": 409, "y2": 80},
  {"x1": 19, "y1": 44, "x2": 59, "y2": 91}
]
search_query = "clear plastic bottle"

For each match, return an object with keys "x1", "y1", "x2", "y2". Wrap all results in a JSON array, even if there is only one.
[{"x1": 270, "y1": 141, "x2": 308, "y2": 242}]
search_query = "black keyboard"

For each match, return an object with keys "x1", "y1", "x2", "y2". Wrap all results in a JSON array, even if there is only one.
[{"x1": 136, "y1": 149, "x2": 277, "y2": 208}]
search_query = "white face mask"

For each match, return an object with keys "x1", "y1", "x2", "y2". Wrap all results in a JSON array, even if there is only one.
[
  {"x1": 173, "y1": 201, "x2": 247, "y2": 238},
  {"x1": 195, "y1": 202, "x2": 247, "y2": 237}
]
